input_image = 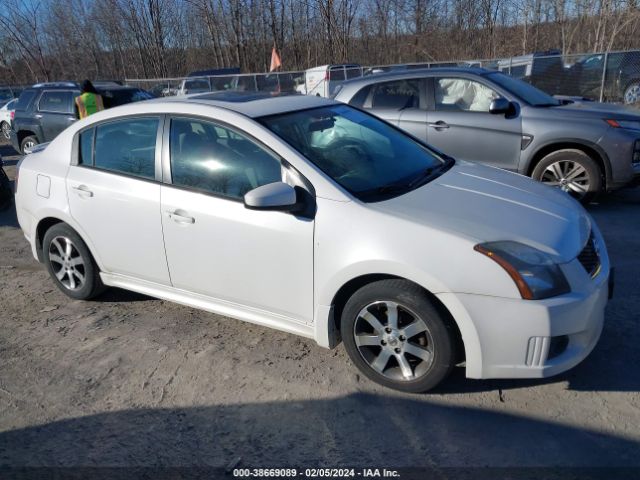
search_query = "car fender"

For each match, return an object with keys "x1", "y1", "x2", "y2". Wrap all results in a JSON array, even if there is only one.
[
  {"x1": 520, "y1": 136, "x2": 612, "y2": 184},
  {"x1": 32, "y1": 206, "x2": 106, "y2": 271},
  {"x1": 314, "y1": 259, "x2": 483, "y2": 377}
]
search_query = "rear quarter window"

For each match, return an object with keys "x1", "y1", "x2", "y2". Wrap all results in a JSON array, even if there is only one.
[{"x1": 15, "y1": 90, "x2": 37, "y2": 111}]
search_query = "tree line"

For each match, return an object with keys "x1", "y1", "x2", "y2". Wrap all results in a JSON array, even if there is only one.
[{"x1": 0, "y1": 0, "x2": 639, "y2": 84}]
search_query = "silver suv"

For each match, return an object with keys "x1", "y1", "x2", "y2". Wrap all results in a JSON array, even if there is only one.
[{"x1": 334, "y1": 67, "x2": 640, "y2": 201}]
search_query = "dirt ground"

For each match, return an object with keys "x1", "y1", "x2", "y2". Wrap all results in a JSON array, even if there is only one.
[{"x1": 1, "y1": 139, "x2": 639, "y2": 474}]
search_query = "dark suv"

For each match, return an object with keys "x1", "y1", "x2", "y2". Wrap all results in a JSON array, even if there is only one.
[
  {"x1": 562, "y1": 51, "x2": 640, "y2": 104},
  {"x1": 10, "y1": 82, "x2": 153, "y2": 154}
]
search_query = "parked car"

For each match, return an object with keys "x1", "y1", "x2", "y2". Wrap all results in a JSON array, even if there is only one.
[
  {"x1": 10, "y1": 82, "x2": 154, "y2": 154},
  {"x1": 177, "y1": 68, "x2": 241, "y2": 96},
  {"x1": 334, "y1": 67, "x2": 640, "y2": 201},
  {"x1": 15, "y1": 92, "x2": 611, "y2": 392},
  {"x1": 0, "y1": 98, "x2": 17, "y2": 140},
  {"x1": 296, "y1": 64, "x2": 362, "y2": 97},
  {"x1": 0, "y1": 86, "x2": 21, "y2": 107},
  {"x1": 497, "y1": 50, "x2": 565, "y2": 95},
  {"x1": 562, "y1": 51, "x2": 640, "y2": 105}
]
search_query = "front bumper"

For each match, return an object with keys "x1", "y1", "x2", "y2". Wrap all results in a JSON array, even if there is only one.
[
  {"x1": 601, "y1": 128, "x2": 640, "y2": 190},
  {"x1": 454, "y1": 273, "x2": 608, "y2": 379},
  {"x1": 439, "y1": 227, "x2": 611, "y2": 380}
]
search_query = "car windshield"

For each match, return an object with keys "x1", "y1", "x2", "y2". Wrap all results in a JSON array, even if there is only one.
[
  {"x1": 259, "y1": 104, "x2": 451, "y2": 201},
  {"x1": 487, "y1": 72, "x2": 561, "y2": 106}
]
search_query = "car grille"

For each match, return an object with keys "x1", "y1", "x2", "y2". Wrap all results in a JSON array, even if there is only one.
[{"x1": 577, "y1": 233, "x2": 601, "y2": 278}]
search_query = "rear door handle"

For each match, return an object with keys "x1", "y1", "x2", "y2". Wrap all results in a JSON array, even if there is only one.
[
  {"x1": 167, "y1": 210, "x2": 195, "y2": 224},
  {"x1": 67, "y1": 116, "x2": 76, "y2": 122},
  {"x1": 72, "y1": 185, "x2": 93, "y2": 197},
  {"x1": 34, "y1": 114, "x2": 43, "y2": 119},
  {"x1": 427, "y1": 121, "x2": 450, "y2": 130}
]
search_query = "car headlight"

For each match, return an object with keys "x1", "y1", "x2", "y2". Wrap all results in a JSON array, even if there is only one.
[
  {"x1": 605, "y1": 119, "x2": 640, "y2": 131},
  {"x1": 474, "y1": 241, "x2": 570, "y2": 300}
]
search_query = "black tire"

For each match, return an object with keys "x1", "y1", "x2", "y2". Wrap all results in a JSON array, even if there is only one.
[
  {"x1": 341, "y1": 279, "x2": 457, "y2": 393},
  {"x1": 20, "y1": 135, "x2": 38, "y2": 155},
  {"x1": 42, "y1": 223, "x2": 106, "y2": 300},
  {"x1": 531, "y1": 149, "x2": 602, "y2": 204},
  {"x1": 1, "y1": 121, "x2": 10, "y2": 140}
]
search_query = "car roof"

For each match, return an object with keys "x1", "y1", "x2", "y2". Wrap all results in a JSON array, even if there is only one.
[
  {"x1": 147, "y1": 91, "x2": 339, "y2": 118},
  {"x1": 30, "y1": 82, "x2": 80, "y2": 90},
  {"x1": 334, "y1": 66, "x2": 496, "y2": 93}
]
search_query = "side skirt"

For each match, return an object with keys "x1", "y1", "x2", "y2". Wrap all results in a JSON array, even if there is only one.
[{"x1": 100, "y1": 272, "x2": 316, "y2": 341}]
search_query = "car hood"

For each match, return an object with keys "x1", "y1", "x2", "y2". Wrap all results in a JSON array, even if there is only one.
[
  {"x1": 372, "y1": 162, "x2": 591, "y2": 263},
  {"x1": 552, "y1": 101, "x2": 640, "y2": 119}
]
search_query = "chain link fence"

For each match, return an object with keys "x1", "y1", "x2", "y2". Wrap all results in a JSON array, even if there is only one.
[{"x1": 123, "y1": 49, "x2": 640, "y2": 109}]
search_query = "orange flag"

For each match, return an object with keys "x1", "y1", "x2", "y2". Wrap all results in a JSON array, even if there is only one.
[{"x1": 270, "y1": 46, "x2": 282, "y2": 72}]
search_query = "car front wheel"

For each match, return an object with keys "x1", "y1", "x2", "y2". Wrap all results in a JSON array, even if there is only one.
[
  {"x1": 341, "y1": 279, "x2": 457, "y2": 393},
  {"x1": 532, "y1": 149, "x2": 602, "y2": 203},
  {"x1": 42, "y1": 223, "x2": 106, "y2": 300}
]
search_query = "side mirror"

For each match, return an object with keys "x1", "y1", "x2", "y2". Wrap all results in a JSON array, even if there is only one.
[
  {"x1": 489, "y1": 97, "x2": 511, "y2": 115},
  {"x1": 244, "y1": 182, "x2": 300, "y2": 212}
]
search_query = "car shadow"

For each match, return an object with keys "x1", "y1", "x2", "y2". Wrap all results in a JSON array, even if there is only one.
[
  {"x1": 0, "y1": 393, "x2": 637, "y2": 476},
  {"x1": 0, "y1": 199, "x2": 18, "y2": 228},
  {"x1": 0, "y1": 142, "x2": 19, "y2": 159},
  {"x1": 96, "y1": 287, "x2": 155, "y2": 303}
]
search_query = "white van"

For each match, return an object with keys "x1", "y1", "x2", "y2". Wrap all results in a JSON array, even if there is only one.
[{"x1": 297, "y1": 64, "x2": 362, "y2": 97}]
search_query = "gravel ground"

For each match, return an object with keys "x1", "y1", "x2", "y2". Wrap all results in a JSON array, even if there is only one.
[{"x1": 1, "y1": 139, "x2": 639, "y2": 474}]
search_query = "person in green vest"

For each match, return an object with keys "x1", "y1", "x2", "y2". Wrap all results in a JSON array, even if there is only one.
[{"x1": 75, "y1": 80, "x2": 104, "y2": 119}]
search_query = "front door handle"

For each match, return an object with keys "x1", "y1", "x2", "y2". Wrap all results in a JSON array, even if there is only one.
[
  {"x1": 72, "y1": 185, "x2": 93, "y2": 198},
  {"x1": 34, "y1": 114, "x2": 43, "y2": 119},
  {"x1": 427, "y1": 121, "x2": 450, "y2": 130},
  {"x1": 67, "y1": 116, "x2": 76, "y2": 122},
  {"x1": 167, "y1": 210, "x2": 195, "y2": 224}
]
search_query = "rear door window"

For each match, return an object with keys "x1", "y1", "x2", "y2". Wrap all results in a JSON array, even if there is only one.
[
  {"x1": 38, "y1": 91, "x2": 74, "y2": 114},
  {"x1": 370, "y1": 79, "x2": 421, "y2": 109},
  {"x1": 88, "y1": 117, "x2": 159, "y2": 180}
]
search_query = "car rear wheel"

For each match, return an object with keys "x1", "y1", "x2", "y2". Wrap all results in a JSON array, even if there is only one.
[
  {"x1": 42, "y1": 223, "x2": 106, "y2": 300},
  {"x1": 341, "y1": 279, "x2": 456, "y2": 393},
  {"x1": 1, "y1": 121, "x2": 10, "y2": 140},
  {"x1": 532, "y1": 149, "x2": 602, "y2": 203},
  {"x1": 20, "y1": 135, "x2": 38, "y2": 155},
  {"x1": 624, "y1": 81, "x2": 640, "y2": 105}
]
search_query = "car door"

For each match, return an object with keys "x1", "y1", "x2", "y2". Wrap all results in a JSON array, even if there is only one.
[
  {"x1": 37, "y1": 90, "x2": 78, "y2": 141},
  {"x1": 425, "y1": 76, "x2": 522, "y2": 171},
  {"x1": 363, "y1": 78, "x2": 426, "y2": 136},
  {"x1": 66, "y1": 115, "x2": 171, "y2": 285},
  {"x1": 160, "y1": 116, "x2": 314, "y2": 323}
]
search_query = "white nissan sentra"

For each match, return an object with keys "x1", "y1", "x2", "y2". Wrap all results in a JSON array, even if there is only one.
[{"x1": 14, "y1": 93, "x2": 611, "y2": 392}]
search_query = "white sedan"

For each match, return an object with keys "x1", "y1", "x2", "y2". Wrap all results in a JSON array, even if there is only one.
[
  {"x1": 0, "y1": 98, "x2": 17, "y2": 140},
  {"x1": 14, "y1": 93, "x2": 611, "y2": 392}
]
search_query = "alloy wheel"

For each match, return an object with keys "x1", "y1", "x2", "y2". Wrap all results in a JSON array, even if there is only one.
[
  {"x1": 353, "y1": 301, "x2": 434, "y2": 381},
  {"x1": 1, "y1": 123, "x2": 10, "y2": 140},
  {"x1": 48, "y1": 236, "x2": 86, "y2": 291},
  {"x1": 23, "y1": 140, "x2": 36, "y2": 152},
  {"x1": 540, "y1": 160, "x2": 590, "y2": 198},
  {"x1": 624, "y1": 84, "x2": 640, "y2": 105}
]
